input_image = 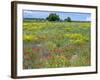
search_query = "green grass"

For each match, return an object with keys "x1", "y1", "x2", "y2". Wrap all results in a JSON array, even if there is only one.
[{"x1": 23, "y1": 21, "x2": 91, "y2": 69}]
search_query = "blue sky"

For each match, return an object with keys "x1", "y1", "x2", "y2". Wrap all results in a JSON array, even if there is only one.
[{"x1": 23, "y1": 10, "x2": 91, "y2": 21}]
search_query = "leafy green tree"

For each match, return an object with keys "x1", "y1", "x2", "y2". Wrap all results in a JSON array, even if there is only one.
[
  {"x1": 46, "y1": 13, "x2": 60, "y2": 21},
  {"x1": 64, "y1": 17, "x2": 71, "y2": 22}
]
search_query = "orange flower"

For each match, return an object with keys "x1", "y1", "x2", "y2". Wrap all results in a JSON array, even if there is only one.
[
  {"x1": 24, "y1": 56, "x2": 30, "y2": 60},
  {"x1": 25, "y1": 52, "x2": 30, "y2": 55},
  {"x1": 47, "y1": 55, "x2": 53, "y2": 59}
]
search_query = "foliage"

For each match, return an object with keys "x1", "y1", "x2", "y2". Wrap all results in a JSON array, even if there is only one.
[
  {"x1": 64, "y1": 17, "x2": 71, "y2": 22},
  {"x1": 46, "y1": 13, "x2": 60, "y2": 21}
]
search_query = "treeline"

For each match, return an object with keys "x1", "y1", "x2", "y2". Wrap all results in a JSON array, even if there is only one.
[{"x1": 24, "y1": 13, "x2": 71, "y2": 22}]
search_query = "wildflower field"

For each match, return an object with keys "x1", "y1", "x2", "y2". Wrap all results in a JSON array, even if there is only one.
[{"x1": 23, "y1": 20, "x2": 91, "y2": 69}]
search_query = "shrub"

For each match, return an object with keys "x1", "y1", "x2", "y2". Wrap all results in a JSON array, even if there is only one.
[
  {"x1": 64, "y1": 17, "x2": 71, "y2": 22},
  {"x1": 44, "y1": 54, "x2": 70, "y2": 68},
  {"x1": 23, "y1": 35, "x2": 38, "y2": 42}
]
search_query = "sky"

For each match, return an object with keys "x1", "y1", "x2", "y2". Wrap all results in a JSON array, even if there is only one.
[{"x1": 23, "y1": 10, "x2": 91, "y2": 21}]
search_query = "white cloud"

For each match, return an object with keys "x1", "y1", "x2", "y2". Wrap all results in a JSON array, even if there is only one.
[
  {"x1": 86, "y1": 16, "x2": 91, "y2": 21},
  {"x1": 24, "y1": 10, "x2": 33, "y2": 14}
]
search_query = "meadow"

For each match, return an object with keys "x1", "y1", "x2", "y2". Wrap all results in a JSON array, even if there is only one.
[{"x1": 23, "y1": 20, "x2": 91, "y2": 69}]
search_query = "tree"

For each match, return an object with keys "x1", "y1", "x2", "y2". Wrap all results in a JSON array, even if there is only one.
[
  {"x1": 64, "y1": 17, "x2": 71, "y2": 22},
  {"x1": 46, "y1": 13, "x2": 60, "y2": 21}
]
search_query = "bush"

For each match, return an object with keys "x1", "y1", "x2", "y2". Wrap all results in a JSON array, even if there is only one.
[
  {"x1": 64, "y1": 17, "x2": 71, "y2": 22},
  {"x1": 23, "y1": 35, "x2": 38, "y2": 42}
]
